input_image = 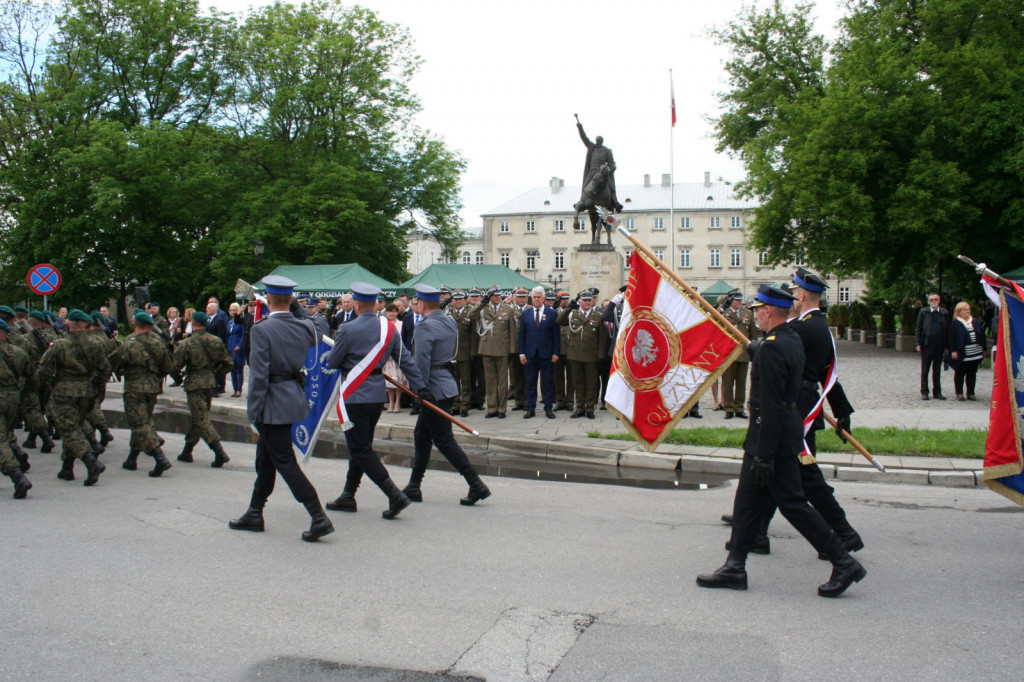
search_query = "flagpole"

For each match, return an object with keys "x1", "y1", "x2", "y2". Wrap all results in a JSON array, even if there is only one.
[
  {"x1": 669, "y1": 69, "x2": 675, "y2": 277},
  {"x1": 384, "y1": 373, "x2": 480, "y2": 437},
  {"x1": 616, "y1": 225, "x2": 750, "y2": 345}
]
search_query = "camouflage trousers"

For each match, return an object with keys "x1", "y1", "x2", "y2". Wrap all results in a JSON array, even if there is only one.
[
  {"x1": 0, "y1": 389, "x2": 20, "y2": 474},
  {"x1": 19, "y1": 384, "x2": 48, "y2": 435},
  {"x1": 123, "y1": 390, "x2": 160, "y2": 453},
  {"x1": 185, "y1": 388, "x2": 219, "y2": 446},
  {"x1": 86, "y1": 382, "x2": 109, "y2": 430},
  {"x1": 50, "y1": 396, "x2": 93, "y2": 461}
]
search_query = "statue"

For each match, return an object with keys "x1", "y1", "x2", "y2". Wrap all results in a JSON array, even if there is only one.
[{"x1": 573, "y1": 114, "x2": 623, "y2": 246}]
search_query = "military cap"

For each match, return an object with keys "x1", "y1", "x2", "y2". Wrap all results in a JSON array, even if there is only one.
[
  {"x1": 545, "y1": 292, "x2": 556, "y2": 301},
  {"x1": 791, "y1": 267, "x2": 828, "y2": 293},
  {"x1": 68, "y1": 309, "x2": 92, "y2": 323},
  {"x1": 513, "y1": 287, "x2": 528, "y2": 296},
  {"x1": 192, "y1": 311, "x2": 209, "y2": 325},
  {"x1": 134, "y1": 310, "x2": 155, "y2": 326},
  {"x1": 304, "y1": 297, "x2": 319, "y2": 306},
  {"x1": 0, "y1": 319, "x2": 9, "y2": 332},
  {"x1": 149, "y1": 302, "x2": 160, "y2": 308},
  {"x1": 578, "y1": 290, "x2": 595, "y2": 301},
  {"x1": 262, "y1": 274, "x2": 298, "y2": 296},
  {"x1": 349, "y1": 282, "x2": 381, "y2": 302},
  {"x1": 556, "y1": 290, "x2": 570, "y2": 300},
  {"x1": 29, "y1": 310, "x2": 47, "y2": 321},
  {"x1": 0, "y1": 305, "x2": 14, "y2": 316},
  {"x1": 726, "y1": 289, "x2": 743, "y2": 302},
  {"x1": 452, "y1": 290, "x2": 467, "y2": 300},
  {"x1": 413, "y1": 283, "x2": 443, "y2": 301},
  {"x1": 440, "y1": 286, "x2": 451, "y2": 294},
  {"x1": 13, "y1": 305, "x2": 28, "y2": 314},
  {"x1": 468, "y1": 288, "x2": 483, "y2": 297},
  {"x1": 749, "y1": 283, "x2": 797, "y2": 309},
  {"x1": 486, "y1": 286, "x2": 502, "y2": 298}
]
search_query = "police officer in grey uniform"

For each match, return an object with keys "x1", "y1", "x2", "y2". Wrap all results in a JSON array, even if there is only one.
[
  {"x1": 325, "y1": 282, "x2": 424, "y2": 519},
  {"x1": 402, "y1": 284, "x2": 491, "y2": 505},
  {"x1": 228, "y1": 275, "x2": 334, "y2": 542}
]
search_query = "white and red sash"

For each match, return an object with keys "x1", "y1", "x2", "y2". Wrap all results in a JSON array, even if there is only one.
[
  {"x1": 799, "y1": 308, "x2": 838, "y2": 464},
  {"x1": 335, "y1": 317, "x2": 393, "y2": 430}
]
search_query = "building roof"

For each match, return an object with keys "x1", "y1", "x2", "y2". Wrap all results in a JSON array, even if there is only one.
[
  {"x1": 399, "y1": 264, "x2": 543, "y2": 292},
  {"x1": 482, "y1": 180, "x2": 759, "y2": 217},
  {"x1": 256, "y1": 264, "x2": 403, "y2": 298}
]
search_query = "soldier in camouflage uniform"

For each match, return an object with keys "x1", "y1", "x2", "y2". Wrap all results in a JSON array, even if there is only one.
[
  {"x1": 12, "y1": 311, "x2": 56, "y2": 457},
  {"x1": 109, "y1": 311, "x2": 174, "y2": 475},
  {"x1": 83, "y1": 311, "x2": 119, "y2": 450},
  {"x1": 0, "y1": 306, "x2": 22, "y2": 337},
  {"x1": 170, "y1": 311, "x2": 233, "y2": 467},
  {"x1": 35, "y1": 309, "x2": 109, "y2": 485},
  {"x1": 445, "y1": 291, "x2": 474, "y2": 417},
  {"x1": 0, "y1": 319, "x2": 33, "y2": 498},
  {"x1": 557, "y1": 290, "x2": 608, "y2": 418}
]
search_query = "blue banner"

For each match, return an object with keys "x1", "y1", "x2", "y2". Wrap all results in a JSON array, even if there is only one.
[{"x1": 292, "y1": 337, "x2": 341, "y2": 462}]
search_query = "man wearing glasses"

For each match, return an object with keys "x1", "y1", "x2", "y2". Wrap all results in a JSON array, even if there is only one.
[{"x1": 915, "y1": 293, "x2": 949, "y2": 400}]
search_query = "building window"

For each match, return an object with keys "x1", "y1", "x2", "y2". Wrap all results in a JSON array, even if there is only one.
[
  {"x1": 710, "y1": 248, "x2": 721, "y2": 268},
  {"x1": 793, "y1": 250, "x2": 807, "y2": 267},
  {"x1": 623, "y1": 218, "x2": 635, "y2": 231},
  {"x1": 654, "y1": 249, "x2": 665, "y2": 262},
  {"x1": 730, "y1": 248, "x2": 742, "y2": 268},
  {"x1": 575, "y1": 218, "x2": 587, "y2": 231},
  {"x1": 624, "y1": 249, "x2": 632, "y2": 269},
  {"x1": 526, "y1": 253, "x2": 537, "y2": 270},
  {"x1": 499, "y1": 221, "x2": 510, "y2": 233},
  {"x1": 758, "y1": 250, "x2": 770, "y2": 267},
  {"x1": 653, "y1": 218, "x2": 664, "y2": 230},
  {"x1": 526, "y1": 220, "x2": 535, "y2": 233},
  {"x1": 730, "y1": 216, "x2": 741, "y2": 229},
  {"x1": 462, "y1": 251, "x2": 471, "y2": 264},
  {"x1": 554, "y1": 219, "x2": 565, "y2": 232},
  {"x1": 475, "y1": 251, "x2": 484, "y2": 265},
  {"x1": 554, "y1": 251, "x2": 565, "y2": 269},
  {"x1": 500, "y1": 252, "x2": 510, "y2": 267},
  {"x1": 710, "y1": 216, "x2": 721, "y2": 229},
  {"x1": 679, "y1": 249, "x2": 691, "y2": 269},
  {"x1": 839, "y1": 287, "x2": 850, "y2": 303},
  {"x1": 679, "y1": 217, "x2": 691, "y2": 230}
]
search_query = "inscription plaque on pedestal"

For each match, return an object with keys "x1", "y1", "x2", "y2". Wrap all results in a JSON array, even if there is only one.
[{"x1": 569, "y1": 244, "x2": 624, "y2": 300}]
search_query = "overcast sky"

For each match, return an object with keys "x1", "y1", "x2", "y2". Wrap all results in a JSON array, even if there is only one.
[{"x1": 207, "y1": 0, "x2": 845, "y2": 227}]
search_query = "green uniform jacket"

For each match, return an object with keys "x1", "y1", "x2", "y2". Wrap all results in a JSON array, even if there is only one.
[
  {"x1": 36, "y1": 332, "x2": 111, "y2": 398},
  {"x1": 110, "y1": 331, "x2": 173, "y2": 393},
  {"x1": 446, "y1": 304, "x2": 475, "y2": 362},
  {"x1": 723, "y1": 306, "x2": 757, "y2": 362},
  {"x1": 467, "y1": 302, "x2": 518, "y2": 356},
  {"x1": 557, "y1": 307, "x2": 607, "y2": 362},
  {"x1": 170, "y1": 330, "x2": 232, "y2": 391},
  {"x1": 0, "y1": 339, "x2": 32, "y2": 391}
]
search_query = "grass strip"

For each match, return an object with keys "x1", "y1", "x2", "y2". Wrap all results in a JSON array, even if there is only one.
[{"x1": 598, "y1": 426, "x2": 987, "y2": 459}]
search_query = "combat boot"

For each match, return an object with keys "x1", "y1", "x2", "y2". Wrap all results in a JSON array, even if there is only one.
[
  {"x1": 725, "y1": 534, "x2": 770, "y2": 555},
  {"x1": 57, "y1": 459, "x2": 75, "y2": 481},
  {"x1": 82, "y1": 452, "x2": 106, "y2": 486},
  {"x1": 122, "y1": 450, "x2": 140, "y2": 471},
  {"x1": 379, "y1": 477, "x2": 411, "y2": 520},
  {"x1": 97, "y1": 424, "x2": 114, "y2": 446},
  {"x1": 22, "y1": 432, "x2": 38, "y2": 449},
  {"x1": 301, "y1": 499, "x2": 335, "y2": 542},
  {"x1": 402, "y1": 469, "x2": 426, "y2": 503},
  {"x1": 228, "y1": 495, "x2": 266, "y2": 532},
  {"x1": 85, "y1": 432, "x2": 104, "y2": 456},
  {"x1": 460, "y1": 471, "x2": 491, "y2": 506},
  {"x1": 326, "y1": 478, "x2": 360, "y2": 512},
  {"x1": 696, "y1": 549, "x2": 749, "y2": 590},
  {"x1": 10, "y1": 441, "x2": 29, "y2": 472},
  {"x1": 39, "y1": 430, "x2": 55, "y2": 454},
  {"x1": 148, "y1": 447, "x2": 172, "y2": 477},
  {"x1": 177, "y1": 441, "x2": 195, "y2": 463},
  {"x1": 817, "y1": 519, "x2": 865, "y2": 560},
  {"x1": 818, "y1": 537, "x2": 867, "y2": 598},
  {"x1": 8, "y1": 467, "x2": 32, "y2": 499},
  {"x1": 210, "y1": 441, "x2": 230, "y2": 468}
]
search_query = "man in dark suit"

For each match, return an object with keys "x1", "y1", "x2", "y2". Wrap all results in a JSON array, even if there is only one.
[
  {"x1": 330, "y1": 293, "x2": 356, "y2": 333},
  {"x1": 518, "y1": 286, "x2": 560, "y2": 419},
  {"x1": 228, "y1": 275, "x2": 334, "y2": 542},
  {"x1": 915, "y1": 292, "x2": 949, "y2": 399}
]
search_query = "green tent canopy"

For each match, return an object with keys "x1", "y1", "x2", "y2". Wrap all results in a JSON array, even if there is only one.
[
  {"x1": 255, "y1": 264, "x2": 403, "y2": 298},
  {"x1": 1002, "y1": 264, "x2": 1024, "y2": 281},
  {"x1": 700, "y1": 279, "x2": 735, "y2": 298},
  {"x1": 399, "y1": 264, "x2": 543, "y2": 293}
]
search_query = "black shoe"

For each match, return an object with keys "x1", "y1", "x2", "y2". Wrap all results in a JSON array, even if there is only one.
[
  {"x1": 381, "y1": 478, "x2": 411, "y2": 520},
  {"x1": 228, "y1": 506, "x2": 265, "y2": 532},
  {"x1": 460, "y1": 410, "x2": 469, "y2": 417},
  {"x1": 599, "y1": 404, "x2": 607, "y2": 410},
  {"x1": 523, "y1": 410, "x2": 535, "y2": 419},
  {"x1": 933, "y1": 393, "x2": 946, "y2": 400},
  {"x1": 512, "y1": 405, "x2": 525, "y2": 411},
  {"x1": 570, "y1": 411, "x2": 584, "y2": 419},
  {"x1": 485, "y1": 412, "x2": 498, "y2": 419},
  {"x1": 409, "y1": 407, "x2": 420, "y2": 415},
  {"x1": 736, "y1": 412, "x2": 749, "y2": 419},
  {"x1": 326, "y1": 479, "x2": 359, "y2": 512},
  {"x1": 497, "y1": 413, "x2": 505, "y2": 419},
  {"x1": 921, "y1": 393, "x2": 930, "y2": 400},
  {"x1": 148, "y1": 447, "x2": 172, "y2": 477},
  {"x1": 967, "y1": 395, "x2": 977, "y2": 401},
  {"x1": 586, "y1": 412, "x2": 595, "y2": 419},
  {"x1": 725, "y1": 412, "x2": 734, "y2": 419},
  {"x1": 696, "y1": 550, "x2": 748, "y2": 590},
  {"x1": 721, "y1": 514, "x2": 734, "y2": 525},
  {"x1": 833, "y1": 519, "x2": 865, "y2": 553},
  {"x1": 402, "y1": 470, "x2": 425, "y2": 503},
  {"x1": 301, "y1": 500, "x2": 335, "y2": 542},
  {"x1": 712, "y1": 405, "x2": 724, "y2": 412},
  {"x1": 818, "y1": 540, "x2": 867, "y2": 598},
  {"x1": 545, "y1": 409, "x2": 556, "y2": 419},
  {"x1": 460, "y1": 472, "x2": 491, "y2": 506},
  {"x1": 210, "y1": 441, "x2": 230, "y2": 468}
]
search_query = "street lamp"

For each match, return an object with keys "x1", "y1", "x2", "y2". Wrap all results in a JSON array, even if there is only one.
[{"x1": 254, "y1": 239, "x2": 265, "y2": 281}]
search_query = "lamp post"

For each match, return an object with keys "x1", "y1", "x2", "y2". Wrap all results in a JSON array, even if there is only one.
[{"x1": 254, "y1": 239, "x2": 265, "y2": 281}]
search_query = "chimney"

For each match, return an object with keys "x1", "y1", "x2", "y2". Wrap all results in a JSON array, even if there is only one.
[
  {"x1": 549, "y1": 176, "x2": 563, "y2": 193},
  {"x1": 661, "y1": 174, "x2": 671, "y2": 187},
  {"x1": 704, "y1": 171, "x2": 711, "y2": 187},
  {"x1": 643, "y1": 174, "x2": 650, "y2": 187}
]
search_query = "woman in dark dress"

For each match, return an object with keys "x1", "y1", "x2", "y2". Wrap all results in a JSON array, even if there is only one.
[{"x1": 227, "y1": 302, "x2": 247, "y2": 397}]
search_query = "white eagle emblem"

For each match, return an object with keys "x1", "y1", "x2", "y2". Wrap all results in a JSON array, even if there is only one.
[
  {"x1": 632, "y1": 329, "x2": 659, "y2": 367},
  {"x1": 1015, "y1": 355, "x2": 1024, "y2": 393}
]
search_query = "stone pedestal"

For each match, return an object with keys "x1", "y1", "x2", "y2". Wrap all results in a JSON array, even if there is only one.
[{"x1": 570, "y1": 244, "x2": 624, "y2": 300}]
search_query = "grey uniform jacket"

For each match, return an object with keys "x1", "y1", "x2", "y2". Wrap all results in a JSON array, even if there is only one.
[
  {"x1": 413, "y1": 310, "x2": 459, "y2": 400},
  {"x1": 247, "y1": 312, "x2": 317, "y2": 426},
  {"x1": 328, "y1": 311, "x2": 424, "y2": 404}
]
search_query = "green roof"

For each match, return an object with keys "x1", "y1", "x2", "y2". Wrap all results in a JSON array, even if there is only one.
[
  {"x1": 399, "y1": 264, "x2": 544, "y2": 292},
  {"x1": 255, "y1": 264, "x2": 402, "y2": 297},
  {"x1": 700, "y1": 279, "x2": 735, "y2": 297}
]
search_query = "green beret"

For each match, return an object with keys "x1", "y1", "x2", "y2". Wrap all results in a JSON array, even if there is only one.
[
  {"x1": 191, "y1": 311, "x2": 209, "y2": 326},
  {"x1": 29, "y1": 310, "x2": 47, "y2": 321},
  {"x1": 13, "y1": 305, "x2": 28, "y2": 313},
  {"x1": 0, "y1": 319, "x2": 9, "y2": 332},
  {"x1": 134, "y1": 310, "x2": 155, "y2": 326},
  {"x1": 0, "y1": 305, "x2": 14, "y2": 316},
  {"x1": 44, "y1": 310, "x2": 57, "y2": 322},
  {"x1": 134, "y1": 308, "x2": 146, "y2": 316},
  {"x1": 91, "y1": 312, "x2": 106, "y2": 326},
  {"x1": 68, "y1": 309, "x2": 92, "y2": 323}
]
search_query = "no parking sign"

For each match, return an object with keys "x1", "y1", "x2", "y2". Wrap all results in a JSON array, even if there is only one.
[{"x1": 26, "y1": 263, "x2": 62, "y2": 303}]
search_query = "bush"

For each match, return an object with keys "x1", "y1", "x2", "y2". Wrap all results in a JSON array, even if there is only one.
[
  {"x1": 879, "y1": 302, "x2": 896, "y2": 333},
  {"x1": 848, "y1": 301, "x2": 865, "y2": 329},
  {"x1": 900, "y1": 302, "x2": 917, "y2": 335},
  {"x1": 863, "y1": 307, "x2": 877, "y2": 332},
  {"x1": 828, "y1": 304, "x2": 849, "y2": 327}
]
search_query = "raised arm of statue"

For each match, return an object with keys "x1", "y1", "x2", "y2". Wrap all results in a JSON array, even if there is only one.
[{"x1": 577, "y1": 122, "x2": 592, "y2": 148}]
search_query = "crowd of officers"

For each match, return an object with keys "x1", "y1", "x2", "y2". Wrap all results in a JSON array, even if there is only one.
[{"x1": 0, "y1": 303, "x2": 234, "y2": 499}]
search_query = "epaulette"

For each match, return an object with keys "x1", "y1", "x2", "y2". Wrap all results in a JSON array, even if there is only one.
[
  {"x1": 800, "y1": 313, "x2": 812, "y2": 322},
  {"x1": 766, "y1": 335, "x2": 776, "y2": 341}
]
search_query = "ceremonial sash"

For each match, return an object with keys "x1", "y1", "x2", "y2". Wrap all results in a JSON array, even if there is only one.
[
  {"x1": 335, "y1": 317, "x2": 393, "y2": 430},
  {"x1": 799, "y1": 310, "x2": 838, "y2": 465}
]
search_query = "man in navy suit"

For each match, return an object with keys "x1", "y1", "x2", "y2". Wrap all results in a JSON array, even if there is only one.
[{"x1": 518, "y1": 286, "x2": 560, "y2": 419}]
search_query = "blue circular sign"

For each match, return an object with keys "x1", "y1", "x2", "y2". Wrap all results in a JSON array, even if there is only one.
[{"x1": 27, "y1": 263, "x2": 62, "y2": 296}]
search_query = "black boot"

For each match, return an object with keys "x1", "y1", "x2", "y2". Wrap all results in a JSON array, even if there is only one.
[
  {"x1": 177, "y1": 441, "x2": 195, "y2": 463},
  {"x1": 228, "y1": 495, "x2": 266, "y2": 532},
  {"x1": 85, "y1": 432, "x2": 104, "y2": 456},
  {"x1": 725, "y1": 533, "x2": 770, "y2": 555},
  {"x1": 326, "y1": 478, "x2": 359, "y2": 512},
  {"x1": 82, "y1": 452, "x2": 105, "y2": 486},
  {"x1": 10, "y1": 441, "x2": 29, "y2": 472},
  {"x1": 8, "y1": 467, "x2": 32, "y2": 499},
  {"x1": 57, "y1": 459, "x2": 75, "y2": 481},
  {"x1": 721, "y1": 514, "x2": 734, "y2": 525},
  {"x1": 210, "y1": 441, "x2": 230, "y2": 468},
  {"x1": 817, "y1": 519, "x2": 865, "y2": 559},
  {"x1": 22, "y1": 432, "x2": 38, "y2": 449},
  {"x1": 122, "y1": 450, "x2": 140, "y2": 471},
  {"x1": 148, "y1": 447, "x2": 172, "y2": 477},
  {"x1": 39, "y1": 430, "x2": 55, "y2": 454},
  {"x1": 460, "y1": 471, "x2": 491, "y2": 506},
  {"x1": 402, "y1": 469, "x2": 425, "y2": 503},
  {"x1": 301, "y1": 499, "x2": 335, "y2": 542},
  {"x1": 97, "y1": 424, "x2": 114, "y2": 446},
  {"x1": 818, "y1": 537, "x2": 867, "y2": 598},
  {"x1": 380, "y1": 477, "x2": 411, "y2": 520},
  {"x1": 696, "y1": 549, "x2": 749, "y2": 590}
]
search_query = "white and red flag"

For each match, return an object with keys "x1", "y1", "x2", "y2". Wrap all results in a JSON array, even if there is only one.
[
  {"x1": 670, "y1": 72, "x2": 677, "y2": 127},
  {"x1": 606, "y1": 248, "x2": 745, "y2": 451}
]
